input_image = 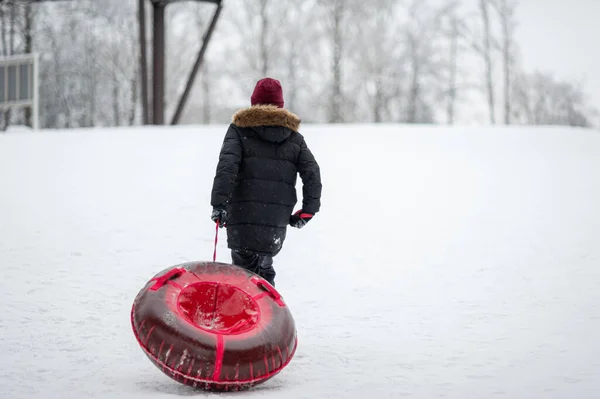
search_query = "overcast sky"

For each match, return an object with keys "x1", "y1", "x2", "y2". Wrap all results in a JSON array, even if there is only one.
[{"x1": 515, "y1": 0, "x2": 600, "y2": 111}]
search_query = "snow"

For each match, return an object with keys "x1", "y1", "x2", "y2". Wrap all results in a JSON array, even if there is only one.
[{"x1": 1, "y1": 123, "x2": 600, "y2": 398}]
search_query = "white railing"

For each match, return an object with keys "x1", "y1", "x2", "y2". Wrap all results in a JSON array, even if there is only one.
[{"x1": 0, "y1": 53, "x2": 39, "y2": 130}]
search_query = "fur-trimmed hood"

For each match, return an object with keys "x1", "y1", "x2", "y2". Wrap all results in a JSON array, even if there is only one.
[{"x1": 232, "y1": 105, "x2": 301, "y2": 143}]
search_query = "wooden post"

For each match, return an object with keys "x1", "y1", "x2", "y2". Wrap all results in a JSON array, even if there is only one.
[
  {"x1": 138, "y1": 0, "x2": 149, "y2": 124},
  {"x1": 152, "y1": 2, "x2": 165, "y2": 125}
]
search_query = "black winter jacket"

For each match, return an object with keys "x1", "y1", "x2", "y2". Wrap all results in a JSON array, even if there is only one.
[{"x1": 211, "y1": 105, "x2": 322, "y2": 256}]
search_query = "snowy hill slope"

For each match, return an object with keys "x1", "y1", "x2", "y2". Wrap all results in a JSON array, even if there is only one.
[{"x1": 1, "y1": 124, "x2": 599, "y2": 399}]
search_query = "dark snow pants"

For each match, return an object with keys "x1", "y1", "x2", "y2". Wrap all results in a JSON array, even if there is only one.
[{"x1": 231, "y1": 249, "x2": 276, "y2": 286}]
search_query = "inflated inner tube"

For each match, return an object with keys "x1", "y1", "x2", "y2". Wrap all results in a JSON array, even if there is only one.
[{"x1": 131, "y1": 261, "x2": 297, "y2": 391}]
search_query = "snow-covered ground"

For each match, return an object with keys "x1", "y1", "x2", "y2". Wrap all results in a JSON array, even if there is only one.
[{"x1": 1, "y1": 123, "x2": 599, "y2": 399}]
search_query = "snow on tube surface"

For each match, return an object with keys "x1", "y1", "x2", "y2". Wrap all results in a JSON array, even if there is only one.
[{"x1": 130, "y1": 261, "x2": 297, "y2": 391}]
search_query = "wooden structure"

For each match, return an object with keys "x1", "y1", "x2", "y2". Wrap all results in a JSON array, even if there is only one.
[{"x1": 0, "y1": 0, "x2": 223, "y2": 125}]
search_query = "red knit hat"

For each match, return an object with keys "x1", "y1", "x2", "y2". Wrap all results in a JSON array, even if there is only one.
[{"x1": 251, "y1": 78, "x2": 284, "y2": 108}]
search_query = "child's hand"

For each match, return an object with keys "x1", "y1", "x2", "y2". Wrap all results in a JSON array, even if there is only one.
[
  {"x1": 211, "y1": 207, "x2": 227, "y2": 228},
  {"x1": 289, "y1": 209, "x2": 313, "y2": 229}
]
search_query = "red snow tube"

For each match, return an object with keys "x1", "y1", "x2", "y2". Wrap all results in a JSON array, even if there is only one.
[{"x1": 130, "y1": 261, "x2": 297, "y2": 391}]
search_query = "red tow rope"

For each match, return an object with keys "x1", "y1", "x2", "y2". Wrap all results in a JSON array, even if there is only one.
[{"x1": 213, "y1": 221, "x2": 219, "y2": 262}]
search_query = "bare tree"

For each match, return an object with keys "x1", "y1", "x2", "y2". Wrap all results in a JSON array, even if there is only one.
[
  {"x1": 285, "y1": 19, "x2": 299, "y2": 112},
  {"x1": 437, "y1": 3, "x2": 483, "y2": 125},
  {"x1": 193, "y1": 5, "x2": 214, "y2": 125},
  {"x1": 82, "y1": 28, "x2": 98, "y2": 127},
  {"x1": 3, "y1": 0, "x2": 598, "y2": 129},
  {"x1": 491, "y1": 0, "x2": 517, "y2": 125},
  {"x1": 99, "y1": 4, "x2": 140, "y2": 126},
  {"x1": 512, "y1": 71, "x2": 598, "y2": 127},
  {"x1": 226, "y1": 0, "x2": 286, "y2": 80},
  {"x1": 208, "y1": 0, "x2": 290, "y2": 117},
  {"x1": 9, "y1": 1, "x2": 15, "y2": 54},
  {"x1": 1, "y1": 1, "x2": 20, "y2": 129},
  {"x1": 313, "y1": 0, "x2": 380, "y2": 123},
  {"x1": 329, "y1": 0, "x2": 344, "y2": 122},
  {"x1": 0, "y1": 5, "x2": 7, "y2": 130},
  {"x1": 27, "y1": 0, "x2": 141, "y2": 128},
  {"x1": 201, "y1": 63, "x2": 211, "y2": 123},
  {"x1": 283, "y1": 0, "x2": 342, "y2": 122},
  {"x1": 399, "y1": 0, "x2": 455, "y2": 124},
  {"x1": 281, "y1": 0, "x2": 320, "y2": 114},
  {"x1": 258, "y1": 0, "x2": 270, "y2": 76},
  {"x1": 353, "y1": 1, "x2": 398, "y2": 122},
  {"x1": 478, "y1": 0, "x2": 496, "y2": 124},
  {"x1": 0, "y1": 5, "x2": 7, "y2": 56},
  {"x1": 446, "y1": 14, "x2": 459, "y2": 124}
]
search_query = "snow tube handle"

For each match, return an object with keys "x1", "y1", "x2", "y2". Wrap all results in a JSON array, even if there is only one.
[
  {"x1": 251, "y1": 277, "x2": 285, "y2": 307},
  {"x1": 149, "y1": 267, "x2": 185, "y2": 291}
]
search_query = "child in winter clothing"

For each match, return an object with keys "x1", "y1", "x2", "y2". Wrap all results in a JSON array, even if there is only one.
[{"x1": 210, "y1": 77, "x2": 322, "y2": 286}]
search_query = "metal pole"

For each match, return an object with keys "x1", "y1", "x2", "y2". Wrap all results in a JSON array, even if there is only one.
[
  {"x1": 138, "y1": 0, "x2": 149, "y2": 125},
  {"x1": 152, "y1": 2, "x2": 165, "y2": 125},
  {"x1": 170, "y1": 3, "x2": 222, "y2": 125}
]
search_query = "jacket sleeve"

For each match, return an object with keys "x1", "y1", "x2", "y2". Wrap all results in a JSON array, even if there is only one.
[
  {"x1": 297, "y1": 138, "x2": 322, "y2": 215},
  {"x1": 211, "y1": 125, "x2": 243, "y2": 209}
]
